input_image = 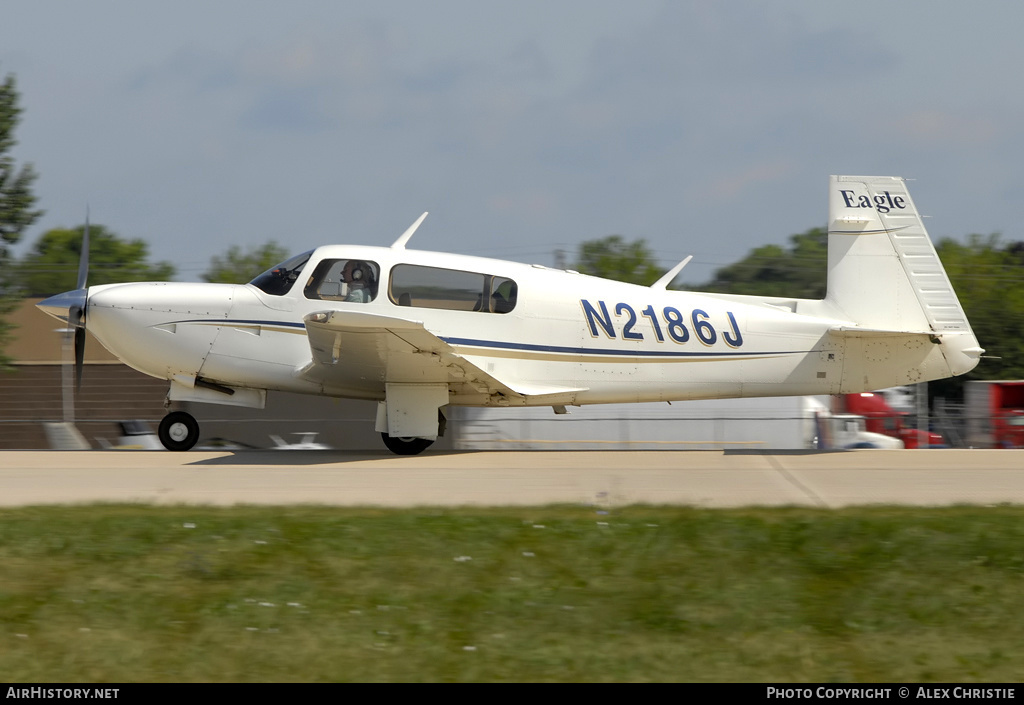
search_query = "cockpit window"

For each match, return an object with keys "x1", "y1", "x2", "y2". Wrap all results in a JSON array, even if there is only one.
[
  {"x1": 303, "y1": 259, "x2": 380, "y2": 303},
  {"x1": 388, "y1": 264, "x2": 517, "y2": 313},
  {"x1": 490, "y1": 276, "x2": 517, "y2": 313},
  {"x1": 249, "y1": 250, "x2": 313, "y2": 296}
]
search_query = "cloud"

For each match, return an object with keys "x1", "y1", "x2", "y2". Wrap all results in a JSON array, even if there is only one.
[
  {"x1": 125, "y1": 45, "x2": 243, "y2": 95},
  {"x1": 487, "y1": 189, "x2": 559, "y2": 220},
  {"x1": 123, "y1": 22, "x2": 407, "y2": 135},
  {"x1": 892, "y1": 111, "x2": 999, "y2": 147},
  {"x1": 10, "y1": 0, "x2": 1023, "y2": 286},
  {"x1": 697, "y1": 159, "x2": 799, "y2": 202},
  {"x1": 582, "y1": 2, "x2": 897, "y2": 91},
  {"x1": 240, "y1": 85, "x2": 334, "y2": 132}
]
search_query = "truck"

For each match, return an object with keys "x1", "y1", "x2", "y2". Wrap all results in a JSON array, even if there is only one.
[
  {"x1": 450, "y1": 396, "x2": 902, "y2": 451},
  {"x1": 819, "y1": 413, "x2": 905, "y2": 450},
  {"x1": 964, "y1": 380, "x2": 1024, "y2": 448},
  {"x1": 838, "y1": 388, "x2": 946, "y2": 448}
]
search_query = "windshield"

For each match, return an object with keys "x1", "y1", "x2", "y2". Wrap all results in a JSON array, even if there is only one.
[{"x1": 249, "y1": 250, "x2": 313, "y2": 296}]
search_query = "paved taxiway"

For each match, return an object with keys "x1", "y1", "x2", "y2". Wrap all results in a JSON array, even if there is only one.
[{"x1": 1, "y1": 449, "x2": 1023, "y2": 508}]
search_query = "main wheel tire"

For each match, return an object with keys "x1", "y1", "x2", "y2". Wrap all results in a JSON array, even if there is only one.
[
  {"x1": 380, "y1": 433, "x2": 434, "y2": 456},
  {"x1": 158, "y1": 411, "x2": 200, "y2": 452}
]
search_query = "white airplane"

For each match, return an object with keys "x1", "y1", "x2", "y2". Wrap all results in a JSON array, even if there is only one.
[{"x1": 37, "y1": 175, "x2": 983, "y2": 454}]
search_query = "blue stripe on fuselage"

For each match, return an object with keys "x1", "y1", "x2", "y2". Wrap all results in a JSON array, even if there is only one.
[
  {"x1": 440, "y1": 336, "x2": 802, "y2": 358},
  {"x1": 172, "y1": 319, "x2": 805, "y2": 358},
  {"x1": 170, "y1": 318, "x2": 307, "y2": 329}
]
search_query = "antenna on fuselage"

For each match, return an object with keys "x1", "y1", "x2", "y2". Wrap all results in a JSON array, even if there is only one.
[
  {"x1": 650, "y1": 255, "x2": 692, "y2": 290},
  {"x1": 390, "y1": 212, "x2": 429, "y2": 250}
]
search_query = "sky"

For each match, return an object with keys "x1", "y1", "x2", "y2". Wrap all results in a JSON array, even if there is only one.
[{"x1": 3, "y1": 0, "x2": 1023, "y2": 285}]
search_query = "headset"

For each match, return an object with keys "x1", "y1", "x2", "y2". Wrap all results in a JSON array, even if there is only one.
[{"x1": 346, "y1": 260, "x2": 365, "y2": 281}]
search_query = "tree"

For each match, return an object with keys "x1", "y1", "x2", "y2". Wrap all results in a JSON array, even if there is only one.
[
  {"x1": 573, "y1": 235, "x2": 665, "y2": 286},
  {"x1": 698, "y1": 227, "x2": 828, "y2": 298},
  {"x1": 936, "y1": 233, "x2": 1024, "y2": 382},
  {"x1": 0, "y1": 70, "x2": 44, "y2": 367},
  {"x1": 202, "y1": 241, "x2": 290, "y2": 284},
  {"x1": 694, "y1": 227, "x2": 1024, "y2": 400},
  {"x1": 17, "y1": 225, "x2": 175, "y2": 297}
]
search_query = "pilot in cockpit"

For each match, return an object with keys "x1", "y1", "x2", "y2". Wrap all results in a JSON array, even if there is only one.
[{"x1": 341, "y1": 259, "x2": 373, "y2": 303}]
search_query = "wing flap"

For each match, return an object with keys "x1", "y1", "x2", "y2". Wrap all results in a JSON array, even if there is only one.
[{"x1": 830, "y1": 326, "x2": 936, "y2": 339}]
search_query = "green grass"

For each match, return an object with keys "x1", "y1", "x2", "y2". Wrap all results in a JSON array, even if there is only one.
[{"x1": 2, "y1": 504, "x2": 1024, "y2": 682}]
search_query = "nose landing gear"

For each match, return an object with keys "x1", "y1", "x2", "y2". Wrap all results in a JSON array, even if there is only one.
[{"x1": 158, "y1": 411, "x2": 200, "y2": 451}]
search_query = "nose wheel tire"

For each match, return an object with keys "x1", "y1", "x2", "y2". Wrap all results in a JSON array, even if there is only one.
[
  {"x1": 380, "y1": 433, "x2": 434, "y2": 456},
  {"x1": 158, "y1": 411, "x2": 200, "y2": 451}
]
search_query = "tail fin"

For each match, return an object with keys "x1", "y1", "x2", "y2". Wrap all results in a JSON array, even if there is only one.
[{"x1": 826, "y1": 175, "x2": 982, "y2": 376}]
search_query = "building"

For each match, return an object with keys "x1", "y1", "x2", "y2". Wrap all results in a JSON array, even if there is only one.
[{"x1": 1, "y1": 299, "x2": 453, "y2": 451}]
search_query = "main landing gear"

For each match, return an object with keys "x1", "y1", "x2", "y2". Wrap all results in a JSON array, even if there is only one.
[
  {"x1": 156, "y1": 411, "x2": 437, "y2": 455},
  {"x1": 158, "y1": 411, "x2": 200, "y2": 451},
  {"x1": 380, "y1": 433, "x2": 434, "y2": 456}
]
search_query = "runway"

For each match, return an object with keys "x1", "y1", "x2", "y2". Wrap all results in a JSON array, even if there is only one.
[{"x1": 1, "y1": 449, "x2": 1022, "y2": 508}]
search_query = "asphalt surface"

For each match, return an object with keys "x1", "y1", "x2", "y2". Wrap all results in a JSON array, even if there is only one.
[{"x1": 1, "y1": 449, "x2": 1022, "y2": 508}]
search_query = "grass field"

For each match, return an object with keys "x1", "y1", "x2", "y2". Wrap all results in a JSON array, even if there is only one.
[{"x1": 2, "y1": 504, "x2": 1024, "y2": 682}]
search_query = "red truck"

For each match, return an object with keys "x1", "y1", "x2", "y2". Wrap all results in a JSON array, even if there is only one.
[
  {"x1": 965, "y1": 381, "x2": 1024, "y2": 449},
  {"x1": 838, "y1": 389, "x2": 946, "y2": 449}
]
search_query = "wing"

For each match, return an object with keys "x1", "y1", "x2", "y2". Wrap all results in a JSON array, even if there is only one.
[{"x1": 299, "y1": 309, "x2": 585, "y2": 402}]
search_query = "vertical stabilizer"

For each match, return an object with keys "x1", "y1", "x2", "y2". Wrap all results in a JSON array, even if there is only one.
[
  {"x1": 826, "y1": 175, "x2": 981, "y2": 377},
  {"x1": 827, "y1": 175, "x2": 970, "y2": 332}
]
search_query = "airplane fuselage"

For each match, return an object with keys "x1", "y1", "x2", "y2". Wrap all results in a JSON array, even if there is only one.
[
  {"x1": 80, "y1": 243, "x2": 965, "y2": 411},
  {"x1": 37, "y1": 176, "x2": 983, "y2": 452}
]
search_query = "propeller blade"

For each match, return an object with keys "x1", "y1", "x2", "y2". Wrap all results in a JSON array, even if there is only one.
[
  {"x1": 73, "y1": 213, "x2": 90, "y2": 391},
  {"x1": 74, "y1": 325, "x2": 86, "y2": 392},
  {"x1": 69, "y1": 304, "x2": 85, "y2": 392},
  {"x1": 77, "y1": 209, "x2": 90, "y2": 291}
]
